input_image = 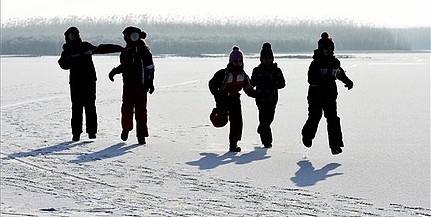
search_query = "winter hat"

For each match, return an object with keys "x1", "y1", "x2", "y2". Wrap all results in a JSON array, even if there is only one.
[
  {"x1": 64, "y1": 26, "x2": 79, "y2": 42},
  {"x1": 318, "y1": 32, "x2": 335, "y2": 51},
  {"x1": 260, "y1": 42, "x2": 274, "y2": 60},
  {"x1": 64, "y1": 26, "x2": 79, "y2": 36},
  {"x1": 229, "y1": 46, "x2": 244, "y2": 63},
  {"x1": 122, "y1": 26, "x2": 147, "y2": 42}
]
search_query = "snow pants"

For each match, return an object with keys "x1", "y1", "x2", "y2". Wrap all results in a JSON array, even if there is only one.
[
  {"x1": 302, "y1": 88, "x2": 344, "y2": 149},
  {"x1": 220, "y1": 97, "x2": 243, "y2": 144},
  {"x1": 256, "y1": 100, "x2": 277, "y2": 145},
  {"x1": 70, "y1": 82, "x2": 97, "y2": 136},
  {"x1": 121, "y1": 84, "x2": 149, "y2": 138}
]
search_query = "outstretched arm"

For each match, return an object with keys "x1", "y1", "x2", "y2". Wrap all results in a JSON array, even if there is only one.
[{"x1": 94, "y1": 44, "x2": 124, "y2": 54}]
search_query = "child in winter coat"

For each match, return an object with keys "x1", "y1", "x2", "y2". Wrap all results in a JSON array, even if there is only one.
[
  {"x1": 209, "y1": 46, "x2": 255, "y2": 152},
  {"x1": 301, "y1": 32, "x2": 354, "y2": 155},
  {"x1": 251, "y1": 43, "x2": 285, "y2": 148},
  {"x1": 58, "y1": 26, "x2": 123, "y2": 141},
  {"x1": 109, "y1": 26, "x2": 155, "y2": 145}
]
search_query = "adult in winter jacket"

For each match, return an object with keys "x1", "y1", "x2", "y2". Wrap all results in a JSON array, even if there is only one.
[
  {"x1": 301, "y1": 32, "x2": 354, "y2": 155},
  {"x1": 58, "y1": 26, "x2": 123, "y2": 141},
  {"x1": 109, "y1": 26, "x2": 155, "y2": 145},
  {"x1": 209, "y1": 46, "x2": 255, "y2": 152},
  {"x1": 251, "y1": 43, "x2": 285, "y2": 148}
]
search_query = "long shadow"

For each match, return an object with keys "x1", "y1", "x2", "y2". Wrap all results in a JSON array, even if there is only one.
[
  {"x1": 290, "y1": 160, "x2": 343, "y2": 187},
  {"x1": 69, "y1": 142, "x2": 141, "y2": 164},
  {"x1": 186, "y1": 147, "x2": 271, "y2": 170},
  {"x1": 3, "y1": 141, "x2": 93, "y2": 160},
  {"x1": 233, "y1": 147, "x2": 271, "y2": 165}
]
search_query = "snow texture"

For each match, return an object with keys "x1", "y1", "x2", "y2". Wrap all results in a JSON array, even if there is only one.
[{"x1": 1, "y1": 53, "x2": 430, "y2": 216}]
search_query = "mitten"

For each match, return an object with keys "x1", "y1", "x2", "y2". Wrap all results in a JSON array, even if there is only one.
[
  {"x1": 109, "y1": 65, "x2": 124, "y2": 82},
  {"x1": 344, "y1": 80, "x2": 354, "y2": 90},
  {"x1": 149, "y1": 85, "x2": 155, "y2": 94}
]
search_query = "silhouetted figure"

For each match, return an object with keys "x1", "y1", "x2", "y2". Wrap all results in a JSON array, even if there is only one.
[
  {"x1": 209, "y1": 46, "x2": 255, "y2": 152},
  {"x1": 109, "y1": 26, "x2": 155, "y2": 145},
  {"x1": 301, "y1": 32, "x2": 353, "y2": 155},
  {"x1": 251, "y1": 43, "x2": 285, "y2": 148},
  {"x1": 58, "y1": 26, "x2": 123, "y2": 141}
]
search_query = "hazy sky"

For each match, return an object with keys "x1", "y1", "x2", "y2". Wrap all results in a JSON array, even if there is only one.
[{"x1": 1, "y1": 0, "x2": 430, "y2": 28}]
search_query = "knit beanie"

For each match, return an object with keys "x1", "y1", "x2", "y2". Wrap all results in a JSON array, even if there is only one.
[
  {"x1": 260, "y1": 42, "x2": 274, "y2": 60},
  {"x1": 229, "y1": 46, "x2": 244, "y2": 63},
  {"x1": 317, "y1": 32, "x2": 335, "y2": 51}
]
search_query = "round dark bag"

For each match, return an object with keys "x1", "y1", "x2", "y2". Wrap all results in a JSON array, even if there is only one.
[{"x1": 210, "y1": 107, "x2": 228, "y2": 128}]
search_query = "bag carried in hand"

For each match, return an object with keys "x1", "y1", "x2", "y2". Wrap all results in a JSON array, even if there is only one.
[{"x1": 210, "y1": 107, "x2": 228, "y2": 128}]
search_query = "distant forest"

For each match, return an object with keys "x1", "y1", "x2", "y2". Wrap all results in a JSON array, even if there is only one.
[{"x1": 1, "y1": 15, "x2": 430, "y2": 56}]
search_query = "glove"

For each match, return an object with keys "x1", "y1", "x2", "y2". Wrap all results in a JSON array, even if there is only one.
[
  {"x1": 109, "y1": 65, "x2": 123, "y2": 82},
  {"x1": 146, "y1": 79, "x2": 155, "y2": 94},
  {"x1": 149, "y1": 85, "x2": 155, "y2": 94},
  {"x1": 344, "y1": 80, "x2": 353, "y2": 90},
  {"x1": 108, "y1": 71, "x2": 115, "y2": 82}
]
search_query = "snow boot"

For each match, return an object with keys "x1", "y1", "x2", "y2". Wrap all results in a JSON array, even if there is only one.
[
  {"x1": 72, "y1": 134, "x2": 80, "y2": 142},
  {"x1": 121, "y1": 131, "x2": 129, "y2": 141},
  {"x1": 302, "y1": 136, "x2": 312, "y2": 148},
  {"x1": 229, "y1": 141, "x2": 241, "y2": 152},
  {"x1": 88, "y1": 133, "x2": 96, "y2": 139},
  {"x1": 263, "y1": 143, "x2": 273, "y2": 148},
  {"x1": 138, "y1": 137, "x2": 146, "y2": 145},
  {"x1": 331, "y1": 147, "x2": 343, "y2": 155}
]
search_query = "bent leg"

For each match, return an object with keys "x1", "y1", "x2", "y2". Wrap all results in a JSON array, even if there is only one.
[{"x1": 302, "y1": 99, "x2": 323, "y2": 141}]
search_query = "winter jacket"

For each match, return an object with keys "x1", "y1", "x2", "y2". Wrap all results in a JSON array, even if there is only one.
[
  {"x1": 58, "y1": 39, "x2": 123, "y2": 84},
  {"x1": 113, "y1": 40, "x2": 154, "y2": 89},
  {"x1": 251, "y1": 62, "x2": 285, "y2": 102},
  {"x1": 307, "y1": 49, "x2": 353, "y2": 98},
  {"x1": 209, "y1": 64, "x2": 255, "y2": 105}
]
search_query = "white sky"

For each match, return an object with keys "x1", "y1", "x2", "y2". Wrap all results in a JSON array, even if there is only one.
[{"x1": 1, "y1": 0, "x2": 430, "y2": 28}]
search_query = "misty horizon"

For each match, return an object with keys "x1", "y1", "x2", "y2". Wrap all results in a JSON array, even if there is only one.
[{"x1": 1, "y1": 15, "x2": 430, "y2": 56}]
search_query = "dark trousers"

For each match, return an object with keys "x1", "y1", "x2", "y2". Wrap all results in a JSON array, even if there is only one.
[
  {"x1": 121, "y1": 84, "x2": 148, "y2": 138},
  {"x1": 219, "y1": 97, "x2": 243, "y2": 143},
  {"x1": 70, "y1": 82, "x2": 97, "y2": 136},
  {"x1": 256, "y1": 100, "x2": 277, "y2": 145},
  {"x1": 302, "y1": 89, "x2": 343, "y2": 149}
]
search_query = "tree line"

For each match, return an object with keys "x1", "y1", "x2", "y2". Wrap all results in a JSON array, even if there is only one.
[{"x1": 1, "y1": 15, "x2": 428, "y2": 56}]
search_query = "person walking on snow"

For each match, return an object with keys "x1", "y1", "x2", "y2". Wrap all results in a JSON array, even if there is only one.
[
  {"x1": 301, "y1": 32, "x2": 353, "y2": 155},
  {"x1": 58, "y1": 26, "x2": 123, "y2": 142},
  {"x1": 109, "y1": 26, "x2": 155, "y2": 145},
  {"x1": 251, "y1": 42, "x2": 285, "y2": 148},
  {"x1": 209, "y1": 46, "x2": 255, "y2": 152}
]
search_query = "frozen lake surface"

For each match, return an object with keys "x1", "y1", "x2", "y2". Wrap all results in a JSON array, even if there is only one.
[{"x1": 1, "y1": 53, "x2": 430, "y2": 216}]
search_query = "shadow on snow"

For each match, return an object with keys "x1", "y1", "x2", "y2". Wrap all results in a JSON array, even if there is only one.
[
  {"x1": 291, "y1": 160, "x2": 343, "y2": 187},
  {"x1": 2, "y1": 141, "x2": 141, "y2": 165},
  {"x1": 69, "y1": 142, "x2": 141, "y2": 164},
  {"x1": 186, "y1": 146, "x2": 271, "y2": 170},
  {"x1": 3, "y1": 140, "x2": 93, "y2": 159}
]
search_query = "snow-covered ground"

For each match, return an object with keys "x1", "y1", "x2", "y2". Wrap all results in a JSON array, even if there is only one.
[{"x1": 1, "y1": 53, "x2": 430, "y2": 216}]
